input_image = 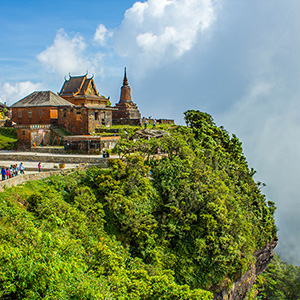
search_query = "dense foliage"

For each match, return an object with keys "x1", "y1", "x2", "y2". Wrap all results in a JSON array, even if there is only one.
[
  {"x1": 255, "y1": 254, "x2": 300, "y2": 299},
  {"x1": 0, "y1": 171, "x2": 212, "y2": 299},
  {"x1": 0, "y1": 110, "x2": 277, "y2": 299}
]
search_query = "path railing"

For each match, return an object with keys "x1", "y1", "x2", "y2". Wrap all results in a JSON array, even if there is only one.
[{"x1": 0, "y1": 167, "x2": 86, "y2": 192}]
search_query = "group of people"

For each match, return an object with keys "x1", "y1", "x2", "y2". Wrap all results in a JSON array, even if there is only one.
[
  {"x1": 102, "y1": 151, "x2": 110, "y2": 158},
  {"x1": 142, "y1": 117, "x2": 157, "y2": 129},
  {"x1": 1, "y1": 163, "x2": 25, "y2": 181}
]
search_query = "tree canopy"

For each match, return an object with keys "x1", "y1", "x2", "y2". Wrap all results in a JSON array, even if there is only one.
[{"x1": 0, "y1": 110, "x2": 277, "y2": 299}]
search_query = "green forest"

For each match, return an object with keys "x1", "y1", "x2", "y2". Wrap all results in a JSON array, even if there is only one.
[{"x1": 0, "y1": 110, "x2": 297, "y2": 299}]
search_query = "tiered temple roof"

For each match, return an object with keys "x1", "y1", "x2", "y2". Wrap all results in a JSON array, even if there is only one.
[{"x1": 59, "y1": 74, "x2": 109, "y2": 107}]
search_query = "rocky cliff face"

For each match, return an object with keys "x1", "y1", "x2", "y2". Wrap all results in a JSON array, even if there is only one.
[{"x1": 214, "y1": 237, "x2": 278, "y2": 300}]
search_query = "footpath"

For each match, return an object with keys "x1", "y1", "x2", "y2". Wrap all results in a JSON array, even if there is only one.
[
  {"x1": 0, "y1": 150, "x2": 118, "y2": 191},
  {"x1": 0, "y1": 150, "x2": 118, "y2": 165}
]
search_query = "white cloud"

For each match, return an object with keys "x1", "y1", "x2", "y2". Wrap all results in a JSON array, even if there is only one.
[
  {"x1": 0, "y1": 81, "x2": 43, "y2": 106},
  {"x1": 94, "y1": 24, "x2": 113, "y2": 46},
  {"x1": 35, "y1": 0, "x2": 218, "y2": 80},
  {"x1": 37, "y1": 29, "x2": 96, "y2": 77},
  {"x1": 218, "y1": 77, "x2": 300, "y2": 265},
  {"x1": 114, "y1": 0, "x2": 217, "y2": 70}
]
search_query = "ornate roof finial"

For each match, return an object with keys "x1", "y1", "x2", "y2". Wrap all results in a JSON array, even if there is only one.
[{"x1": 123, "y1": 67, "x2": 128, "y2": 86}]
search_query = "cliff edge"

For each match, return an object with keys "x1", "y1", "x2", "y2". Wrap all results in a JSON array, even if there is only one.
[{"x1": 214, "y1": 238, "x2": 278, "y2": 300}]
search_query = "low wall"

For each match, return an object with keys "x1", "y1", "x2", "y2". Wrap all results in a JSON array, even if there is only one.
[
  {"x1": 0, "y1": 164, "x2": 94, "y2": 191},
  {"x1": 28, "y1": 147, "x2": 66, "y2": 154},
  {"x1": 94, "y1": 128, "x2": 123, "y2": 134},
  {"x1": 0, "y1": 169, "x2": 67, "y2": 191},
  {"x1": 157, "y1": 119, "x2": 175, "y2": 125},
  {"x1": 0, "y1": 153, "x2": 109, "y2": 167},
  {"x1": 112, "y1": 119, "x2": 141, "y2": 126}
]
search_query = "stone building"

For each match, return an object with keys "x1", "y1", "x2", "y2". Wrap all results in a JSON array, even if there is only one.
[
  {"x1": 15, "y1": 124, "x2": 51, "y2": 150},
  {"x1": 11, "y1": 74, "x2": 116, "y2": 141},
  {"x1": 64, "y1": 135, "x2": 120, "y2": 154},
  {"x1": 11, "y1": 91, "x2": 72, "y2": 126},
  {"x1": 58, "y1": 73, "x2": 114, "y2": 129},
  {"x1": 10, "y1": 70, "x2": 142, "y2": 150},
  {"x1": 11, "y1": 91, "x2": 72, "y2": 149},
  {"x1": 112, "y1": 68, "x2": 141, "y2": 125}
]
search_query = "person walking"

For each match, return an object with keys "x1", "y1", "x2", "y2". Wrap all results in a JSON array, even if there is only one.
[
  {"x1": 9, "y1": 166, "x2": 13, "y2": 178},
  {"x1": 11, "y1": 165, "x2": 15, "y2": 177},
  {"x1": 152, "y1": 118, "x2": 156, "y2": 128},
  {"x1": 38, "y1": 162, "x2": 41, "y2": 172},
  {"x1": 15, "y1": 164, "x2": 19, "y2": 176},
  {"x1": 1, "y1": 167, "x2": 6, "y2": 181},
  {"x1": 19, "y1": 162, "x2": 25, "y2": 174}
]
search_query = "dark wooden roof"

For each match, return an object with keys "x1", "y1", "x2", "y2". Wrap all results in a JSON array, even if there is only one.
[
  {"x1": 0, "y1": 102, "x2": 7, "y2": 109},
  {"x1": 80, "y1": 78, "x2": 92, "y2": 95},
  {"x1": 59, "y1": 75, "x2": 99, "y2": 97},
  {"x1": 11, "y1": 91, "x2": 73, "y2": 108}
]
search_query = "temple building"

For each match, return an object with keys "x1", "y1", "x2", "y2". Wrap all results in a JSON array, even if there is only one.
[
  {"x1": 58, "y1": 73, "x2": 114, "y2": 130},
  {"x1": 112, "y1": 68, "x2": 141, "y2": 125},
  {"x1": 11, "y1": 91, "x2": 73, "y2": 149},
  {"x1": 11, "y1": 91, "x2": 72, "y2": 126},
  {"x1": 10, "y1": 70, "x2": 142, "y2": 149},
  {"x1": 59, "y1": 73, "x2": 109, "y2": 108}
]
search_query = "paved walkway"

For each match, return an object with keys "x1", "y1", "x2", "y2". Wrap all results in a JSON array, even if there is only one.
[
  {"x1": 0, "y1": 150, "x2": 118, "y2": 190},
  {"x1": 0, "y1": 168, "x2": 78, "y2": 191},
  {"x1": 0, "y1": 150, "x2": 119, "y2": 166},
  {"x1": 0, "y1": 150, "x2": 119, "y2": 159},
  {"x1": 0, "y1": 150, "x2": 119, "y2": 174},
  {"x1": 0, "y1": 161, "x2": 78, "y2": 174}
]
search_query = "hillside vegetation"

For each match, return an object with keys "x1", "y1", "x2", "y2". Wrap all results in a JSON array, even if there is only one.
[
  {"x1": 0, "y1": 127, "x2": 17, "y2": 150},
  {"x1": 256, "y1": 254, "x2": 300, "y2": 299},
  {"x1": 0, "y1": 110, "x2": 277, "y2": 299}
]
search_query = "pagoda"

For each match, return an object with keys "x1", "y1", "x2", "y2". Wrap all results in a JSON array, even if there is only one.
[{"x1": 112, "y1": 68, "x2": 141, "y2": 125}]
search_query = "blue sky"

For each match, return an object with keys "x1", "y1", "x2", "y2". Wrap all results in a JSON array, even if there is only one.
[
  {"x1": 0, "y1": 0, "x2": 136, "y2": 83},
  {"x1": 1, "y1": 0, "x2": 300, "y2": 265}
]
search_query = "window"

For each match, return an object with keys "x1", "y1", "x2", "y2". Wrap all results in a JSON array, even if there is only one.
[
  {"x1": 95, "y1": 112, "x2": 99, "y2": 120},
  {"x1": 76, "y1": 109, "x2": 81, "y2": 121},
  {"x1": 39, "y1": 110, "x2": 42, "y2": 118},
  {"x1": 28, "y1": 111, "x2": 32, "y2": 118},
  {"x1": 50, "y1": 109, "x2": 58, "y2": 119},
  {"x1": 18, "y1": 111, "x2": 22, "y2": 118}
]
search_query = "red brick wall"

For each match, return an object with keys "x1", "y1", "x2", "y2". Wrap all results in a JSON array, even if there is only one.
[
  {"x1": 87, "y1": 110, "x2": 112, "y2": 133},
  {"x1": 16, "y1": 127, "x2": 51, "y2": 150},
  {"x1": 58, "y1": 107, "x2": 89, "y2": 135},
  {"x1": 12, "y1": 106, "x2": 113, "y2": 135},
  {"x1": 12, "y1": 107, "x2": 53, "y2": 125},
  {"x1": 112, "y1": 103, "x2": 141, "y2": 123},
  {"x1": 120, "y1": 85, "x2": 131, "y2": 101},
  {"x1": 58, "y1": 107, "x2": 112, "y2": 135},
  {"x1": 16, "y1": 128, "x2": 31, "y2": 150}
]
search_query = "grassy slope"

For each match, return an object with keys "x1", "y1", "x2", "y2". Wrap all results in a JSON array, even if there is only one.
[{"x1": 0, "y1": 127, "x2": 17, "y2": 150}]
